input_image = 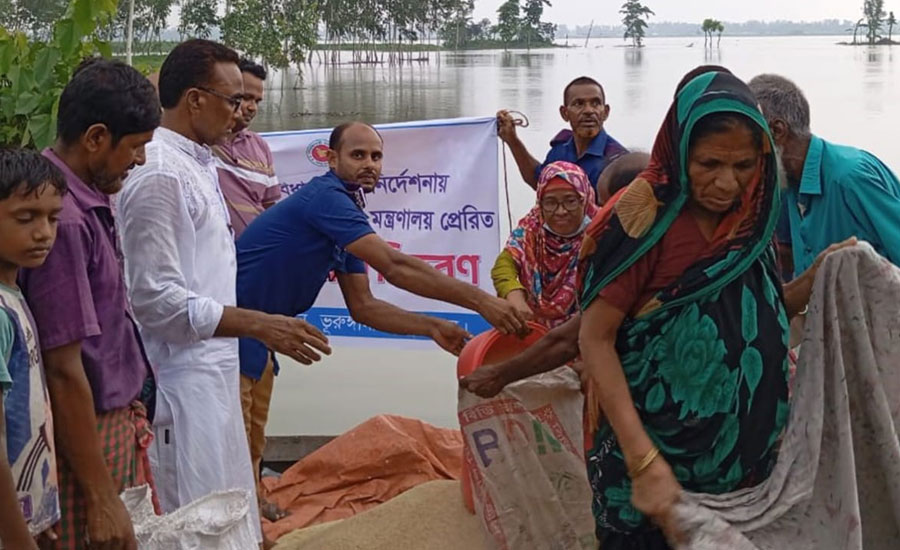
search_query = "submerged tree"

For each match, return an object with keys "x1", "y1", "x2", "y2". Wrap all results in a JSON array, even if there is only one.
[
  {"x1": 495, "y1": 0, "x2": 520, "y2": 49},
  {"x1": 222, "y1": 0, "x2": 288, "y2": 67},
  {"x1": 621, "y1": 0, "x2": 654, "y2": 47},
  {"x1": 701, "y1": 18, "x2": 723, "y2": 48},
  {"x1": 522, "y1": 0, "x2": 552, "y2": 50},
  {"x1": 863, "y1": 0, "x2": 886, "y2": 44},
  {"x1": 852, "y1": 17, "x2": 868, "y2": 44},
  {"x1": 441, "y1": 0, "x2": 474, "y2": 50}
]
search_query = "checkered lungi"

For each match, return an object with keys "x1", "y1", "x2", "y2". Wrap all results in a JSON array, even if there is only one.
[{"x1": 53, "y1": 401, "x2": 158, "y2": 549}]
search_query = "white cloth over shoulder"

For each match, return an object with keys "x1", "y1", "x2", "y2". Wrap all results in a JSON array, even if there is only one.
[
  {"x1": 117, "y1": 127, "x2": 260, "y2": 542},
  {"x1": 674, "y1": 242, "x2": 900, "y2": 550}
]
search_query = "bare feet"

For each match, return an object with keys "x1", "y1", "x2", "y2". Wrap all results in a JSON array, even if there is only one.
[
  {"x1": 261, "y1": 499, "x2": 290, "y2": 522},
  {"x1": 460, "y1": 364, "x2": 514, "y2": 398}
]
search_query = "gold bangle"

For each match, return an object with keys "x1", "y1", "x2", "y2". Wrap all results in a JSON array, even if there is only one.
[{"x1": 628, "y1": 447, "x2": 660, "y2": 479}]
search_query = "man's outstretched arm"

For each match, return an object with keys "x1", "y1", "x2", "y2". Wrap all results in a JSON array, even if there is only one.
[
  {"x1": 346, "y1": 234, "x2": 528, "y2": 335},
  {"x1": 337, "y1": 272, "x2": 471, "y2": 355},
  {"x1": 460, "y1": 315, "x2": 581, "y2": 397}
]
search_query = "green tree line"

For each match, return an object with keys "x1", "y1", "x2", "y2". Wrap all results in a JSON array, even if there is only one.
[{"x1": 5, "y1": 0, "x2": 558, "y2": 70}]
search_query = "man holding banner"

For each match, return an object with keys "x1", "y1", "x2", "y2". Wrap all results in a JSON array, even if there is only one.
[
  {"x1": 497, "y1": 76, "x2": 627, "y2": 191},
  {"x1": 236, "y1": 121, "x2": 529, "y2": 491}
]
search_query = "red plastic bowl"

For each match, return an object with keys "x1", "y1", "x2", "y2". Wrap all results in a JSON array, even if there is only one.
[
  {"x1": 457, "y1": 322, "x2": 548, "y2": 513},
  {"x1": 457, "y1": 322, "x2": 548, "y2": 379}
]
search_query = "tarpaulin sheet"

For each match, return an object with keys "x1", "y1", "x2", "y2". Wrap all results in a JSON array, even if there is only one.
[{"x1": 263, "y1": 415, "x2": 463, "y2": 541}]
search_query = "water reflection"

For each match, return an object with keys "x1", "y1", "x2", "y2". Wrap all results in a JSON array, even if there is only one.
[
  {"x1": 625, "y1": 48, "x2": 643, "y2": 66},
  {"x1": 867, "y1": 48, "x2": 882, "y2": 63},
  {"x1": 704, "y1": 48, "x2": 723, "y2": 64},
  {"x1": 623, "y1": 48, "x2": 645, "y2": 112}
]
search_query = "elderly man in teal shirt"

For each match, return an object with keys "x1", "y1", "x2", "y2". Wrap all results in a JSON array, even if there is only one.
[{"x1": 750, "y1": 74, "x2": 900, "y2": 277}]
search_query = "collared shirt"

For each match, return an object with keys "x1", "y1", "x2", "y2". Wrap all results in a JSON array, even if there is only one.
[
  {"x1": 236, "y1": 170, "x2": 374, "y2": 380},
  {"x1": 0, "y1": 282, "x2": 59, "y2": 535},
  {"x1": 18, "y1": 149, "x2": 150, "y2": 413},
  {"x1": 212, "y1": 129, "x2": 282, "y2": 239},
  {"x1": 118, "y1": 127, "x2": 235, "y2": 351},
  {"x1": 777, "y1": 135, "x2": 900, "y2": 276},
  {"x1": 536, "y1": 129, "x2": 628, "y2": 186},
  {"x1": 117, "y1": 127, "x2": 260, "y2": 537}
]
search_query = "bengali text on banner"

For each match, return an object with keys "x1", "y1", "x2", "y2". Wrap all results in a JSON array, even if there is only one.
[{"x1": 262, "y1": 116, "x2": 500, "y2": 345}]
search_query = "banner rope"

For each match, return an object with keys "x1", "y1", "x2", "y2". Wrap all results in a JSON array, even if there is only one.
[{"x1": 500, "y1": 110, "x2": 530, "y2": 231}]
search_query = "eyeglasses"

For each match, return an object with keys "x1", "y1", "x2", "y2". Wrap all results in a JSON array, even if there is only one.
[
  {"x1": 195, "y1": 86, "x2": 243, "y2": 113},
  {"x1": 541, "y1": 197, "x2": 583, "y2": 213}
]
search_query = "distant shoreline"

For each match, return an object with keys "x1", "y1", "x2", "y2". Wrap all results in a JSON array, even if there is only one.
[
  {"x1": 835, "y1": 39, "x2": 900, "y2": 46},
  {"x1": 563, "y1": 33, "x2": 857, "y2": 40}
]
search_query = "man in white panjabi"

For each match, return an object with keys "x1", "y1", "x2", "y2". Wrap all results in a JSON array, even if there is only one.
[{"x1": 116, "y1": 39, "x2": 331, "y2": 545}]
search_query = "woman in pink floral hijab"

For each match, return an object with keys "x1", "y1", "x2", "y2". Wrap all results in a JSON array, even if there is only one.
[{"x1": 491, "y1": 161, "x2": 599, "y2": 328}]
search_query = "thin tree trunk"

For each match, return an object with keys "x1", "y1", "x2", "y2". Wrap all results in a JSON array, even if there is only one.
[{"x1": 125, "y1": 0, "x2": 135, "y2": 65}]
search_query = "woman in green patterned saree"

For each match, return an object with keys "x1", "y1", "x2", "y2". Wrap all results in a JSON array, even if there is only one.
[{"x1": 578, "y1": 68, "x2": 803, "y2": 549}]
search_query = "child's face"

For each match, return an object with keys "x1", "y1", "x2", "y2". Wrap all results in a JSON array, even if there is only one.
[{"x1": 0, "y1": 183, "x2": 64, "y2": 270}]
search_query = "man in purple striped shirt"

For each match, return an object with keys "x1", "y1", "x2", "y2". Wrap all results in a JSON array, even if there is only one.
[{"x1": 213, "y1": 58, "x2": 281, "y2": 239}]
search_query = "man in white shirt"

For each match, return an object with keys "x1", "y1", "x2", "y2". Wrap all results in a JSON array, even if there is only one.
[{"x1": 117, "y1": 39, "x2": 330, "y2": 546}]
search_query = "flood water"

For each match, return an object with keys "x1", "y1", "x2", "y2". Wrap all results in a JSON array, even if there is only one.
[{"x1": 264, "y1": 36, "x2": 900, "y2": 437}]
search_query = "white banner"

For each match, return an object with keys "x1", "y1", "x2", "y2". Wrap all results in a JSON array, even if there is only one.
[{"x1": 262, "y1": 117, "x2": 500, "y2": 344}]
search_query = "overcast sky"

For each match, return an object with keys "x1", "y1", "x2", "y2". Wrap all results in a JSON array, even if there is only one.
[{"x1": 472, "y1": 0, "x2": 865, "y2": 26}]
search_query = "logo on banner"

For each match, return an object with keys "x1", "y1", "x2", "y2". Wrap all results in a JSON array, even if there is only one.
[{"x1": 306, "y1": 139, "x2": 330, "y2": 166}]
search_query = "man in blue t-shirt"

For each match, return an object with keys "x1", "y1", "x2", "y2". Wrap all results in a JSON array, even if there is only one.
[
  {"x1": 235, "y1": 122, "x2": 528, "y2": 507},
  {"x1": 497, "y1": 76, "x2": 627, "y2": 195}
]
